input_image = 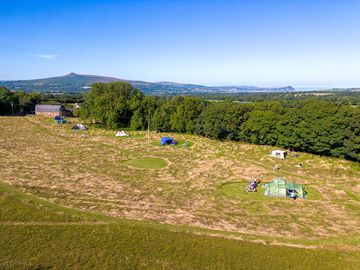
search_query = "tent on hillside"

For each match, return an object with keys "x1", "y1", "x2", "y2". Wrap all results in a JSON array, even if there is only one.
[
  {"x1": 54, "y1": 115, "x2": 66, "y2": 124},
  {"x1": 72, "y1": 124, "x2": 87, "y2": 130},
  {"x1": 160, "y1": 137, "x2": 177, "y2": 145},
  {"x1": 271, "y1": 150, "x2": 287, "y2": 159},
  {"x1": 115, "y1": 130, "x2": 129, "y2": 137},
  {"x1": 264, "y1": 178, "x2": 307, "y2": 198}
]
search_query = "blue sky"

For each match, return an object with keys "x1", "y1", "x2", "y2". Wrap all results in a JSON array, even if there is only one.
[{"x1": 1, "y1": 0, "x2": 360, "y2": 87}]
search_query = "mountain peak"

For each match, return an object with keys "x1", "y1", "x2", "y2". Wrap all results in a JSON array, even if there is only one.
[
  {"x1": 0, "y1": 73, "x2": 296, "y2": 93},
  {"x1": 66, "y1": 72, "x2": 79, "y2": 76}
]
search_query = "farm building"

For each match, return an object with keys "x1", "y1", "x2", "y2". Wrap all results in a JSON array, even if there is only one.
[
  {"x1": 35, "y1": 104, "x2": 72, "y2": 117},
  {"x1": 270, "y1": 150, "x2": 287, "y2": 159},
  {"x1": 35, "y1": 105, "x2": 64, "y2": 117}
]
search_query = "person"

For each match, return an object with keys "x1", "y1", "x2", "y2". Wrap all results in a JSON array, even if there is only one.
[
  {"x1": 248, "y1": 178, "x2": 258, "y2": 192},
  {"x1": 274, "y1": 164, "x2": 279, "y2": 171},
  {"x1": 289, "y1": 190, "x2": 298, "y2": 200}
]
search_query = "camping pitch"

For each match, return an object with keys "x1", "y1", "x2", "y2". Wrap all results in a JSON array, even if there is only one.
[
  {"x1": 271, "y1": 150, "x2": 287, "y2": 159},
  {"x1": 160, "y1": 137, "x2": 177, "y2": 145},
  {"x1": 116, "y1": 131, "x2": 129, "y2": 137},
  {"x1": 72, "y1": 124, "x2": 87, "y2": 130},
  {"x1": 263, "y1": 178, "x2": 307, "y2": 198},
  {"x1": 54, "y1": 115, "x2": 66, "y2": 124}
]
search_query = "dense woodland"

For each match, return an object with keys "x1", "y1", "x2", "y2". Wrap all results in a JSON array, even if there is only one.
[
  {"x1": 0, "y1": 86, "x2": 83, "y2": 114},
  {"x1": 1, "y1": 83, "x2": 359, "y2": 162},
  {"x1": 194, "y1": 90, "x2": 360, "y2": 104},
  {"x1": 80, "y1": 82, "x2": 360, "y2": 162}
]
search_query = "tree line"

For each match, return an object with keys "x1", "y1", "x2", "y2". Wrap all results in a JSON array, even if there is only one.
[
  {"x1": 0, "y1": 86, "x2": 42, "y2": 115},
  {"x1": 0, "y1": 86, "x2": 83, "y2": 115},
  {"x1": 80, "y1": 82, "x2": 359, "y2": 162},
  {"x1": 1, "y1": 83, "x2": 358, "y2": 161},
  {"x1": 192, "y1": 90, "x2": 360, "y2": 105}
]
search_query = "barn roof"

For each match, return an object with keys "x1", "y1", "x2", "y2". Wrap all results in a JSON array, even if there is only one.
[{"x1": 35, "y1": 104, "x2": 64, "y2": 112}]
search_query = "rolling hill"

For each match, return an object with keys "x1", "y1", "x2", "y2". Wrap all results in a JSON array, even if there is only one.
[{"x1": 0, "y1": 73, "x2": 295, "y2": 94}]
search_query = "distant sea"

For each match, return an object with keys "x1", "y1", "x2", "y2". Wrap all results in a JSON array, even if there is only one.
[
  {"x1": 294, "y1": 86, "x2": 359, "y2": 91},
  {"x1": 294, "y1": 86, "x2": 335, "y2": 91}
]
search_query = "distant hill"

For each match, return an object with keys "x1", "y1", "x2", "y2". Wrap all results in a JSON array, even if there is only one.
[{"x1": 0, "y1": 73, "x2": 295, "y2": 94}]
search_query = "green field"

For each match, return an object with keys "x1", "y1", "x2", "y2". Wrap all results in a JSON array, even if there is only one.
[
  {"x1": 0, "y1": 116, "x2": 359, "y2": 269},
  {"x1": 124, "y1": 157, "x2": 168, "y2": 169}
]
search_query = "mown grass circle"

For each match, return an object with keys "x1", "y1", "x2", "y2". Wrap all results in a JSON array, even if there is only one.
[
  {"x1": 220, "y1": 182, "x2": 320, "y2": 200},
  {"x1": 220, "y1": 182, "x2": 267, "y2": 200},
  {"x1": 124, "y1": 157, "x2": 167, "y2": 169}
]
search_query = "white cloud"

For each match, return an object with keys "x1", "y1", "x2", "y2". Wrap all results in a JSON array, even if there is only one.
[{"x1": 34, "y1": 54, "x2": 59, "y2": 60}]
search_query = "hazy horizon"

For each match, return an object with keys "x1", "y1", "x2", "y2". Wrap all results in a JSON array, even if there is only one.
[{"x1": 1, "y1": 71, "x2": 359, "y2": 90}]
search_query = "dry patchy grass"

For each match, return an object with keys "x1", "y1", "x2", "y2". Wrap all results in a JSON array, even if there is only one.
[{"x1": 0, "y1": 116, "x2": 359, "y2": 250}]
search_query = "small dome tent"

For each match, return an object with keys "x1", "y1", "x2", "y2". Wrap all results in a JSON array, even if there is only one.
[
  {"x1": 271, "y1": 150, "x2": 287, "y2": 159},
  {"x1": 160, "y1": 137, "x2": 176, "y2": 145},
  {"x1": 264, "y1": 178, "x2": 307, "y2": 198},
  {"x1": 116, "y1": 130, "x2": 129, "y2": 137}
]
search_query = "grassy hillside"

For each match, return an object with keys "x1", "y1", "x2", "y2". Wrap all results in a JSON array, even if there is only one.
[
  {"x1": 1, "y1": 181, "x2": 358, "y2": 270},
  {"x1": 0, "y1": 72, "x2": 294, "y2": 93},
  {"x1": 0, "y1": 116, "x2": 359, "y2": 269}
]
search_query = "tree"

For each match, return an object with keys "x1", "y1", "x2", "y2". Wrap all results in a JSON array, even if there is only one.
[
  {"x1": 130, "y1": 96, "x2": 158, "y2": 130},
  {"x1": 15, "y1": 91, "x2": 41, "y2": 113},
  {"x1": 343, "y1": 107, "x2": 360, "y2": 161},
  {"x1": 170, "y1": 97, "x2": 207, "y2": 133},
  {"x1": 152, "y1": 98, "x2": 177, "y2": 132},
  {"x1": 196, "y1": 101, "x2": 251, "y2": 140},
  {"x1": 0, "y1": 86, "x2": 18, "y2": 114},
  {"x1": 240, "y1": 110, "x2": 280, "y2": 145},
  {"x1": 81, "y1": 82, "x2": 143, "y2": 129}
]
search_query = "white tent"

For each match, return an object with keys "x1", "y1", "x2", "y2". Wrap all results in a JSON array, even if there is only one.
[
  {"x1": 115, "y1": 130, "x2": 129, "y2": 137},
  {"x1": 271, "y1": 150, "x2": 287, "y2": 159},
  {"x1": 72, "y1": 124, "x2": 87, "y2": 130}
]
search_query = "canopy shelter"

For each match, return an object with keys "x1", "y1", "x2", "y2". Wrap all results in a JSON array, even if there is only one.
[
  {"x1": 160, "y1": 137, "x2": 177, "y2": 145},
  {"x1": 264, "y1": 178, "x2": 307, "y2": 198}
]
